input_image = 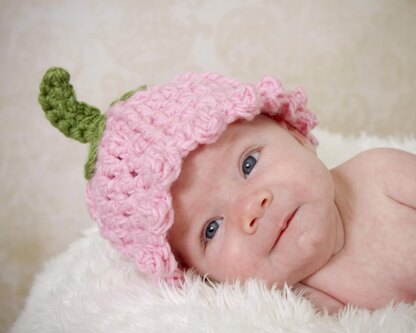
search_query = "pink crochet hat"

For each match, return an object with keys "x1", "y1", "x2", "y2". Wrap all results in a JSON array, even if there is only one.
[{"x1": 39, "y1": 69, "x2": 318, "y2": 281}]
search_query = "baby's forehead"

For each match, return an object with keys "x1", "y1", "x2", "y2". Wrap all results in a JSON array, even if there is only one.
[{"x1": 187, "y1": 115, "x2": 284, "y2": 156}]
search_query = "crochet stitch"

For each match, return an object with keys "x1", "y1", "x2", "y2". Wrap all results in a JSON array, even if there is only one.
[{"x1": 39, "y1": 68, "x2": 318, "y2": 281}]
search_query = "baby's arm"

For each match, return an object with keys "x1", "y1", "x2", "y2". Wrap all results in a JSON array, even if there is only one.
[
  {"x1": 372, "y1": 148, "x2": 416, "y2": 209},
  {"x1": 293, "y1": 283, "x2": 345, "y2": 314}
]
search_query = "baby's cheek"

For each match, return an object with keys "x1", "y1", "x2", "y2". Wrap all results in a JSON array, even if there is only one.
[
  {"x1": 206, "y1": 244, "x2": 256, "y2": 281},
  {"x1": 206, "y1": 248, "x2": 236, "y2": 274}
]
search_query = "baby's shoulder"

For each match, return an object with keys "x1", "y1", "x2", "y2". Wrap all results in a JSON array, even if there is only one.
[
  {"x1": 343, "y1": 147, "x2": 413, "y2": 173},
  {"x1": 345, "y1": 148, "x2": 416, "y2": 207}
]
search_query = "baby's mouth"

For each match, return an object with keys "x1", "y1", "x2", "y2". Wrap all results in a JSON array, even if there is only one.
[{"x1": 270, "y1": 208, "x2": 298, "y2": 251}]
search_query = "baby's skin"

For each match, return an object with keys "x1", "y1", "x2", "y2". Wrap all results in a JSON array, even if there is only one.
[{"x1": 168, "y1": 115, "x2": 416, "y2": 313}]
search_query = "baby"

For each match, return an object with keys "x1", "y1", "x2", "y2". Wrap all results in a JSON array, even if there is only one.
[{"x1": 39, "y1": 68, "x2": 416, "y2": 313}]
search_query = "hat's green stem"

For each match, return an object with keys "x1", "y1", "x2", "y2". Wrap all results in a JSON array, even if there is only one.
[{"x1": 39, "y1": 67, "x2": 106, "y2": 179}]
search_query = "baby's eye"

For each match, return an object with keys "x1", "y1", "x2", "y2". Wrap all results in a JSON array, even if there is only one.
[
  {"x1": 204, "y1": 218, "x2": 223, "y2": 242},
  {"x1": 242, "y1": 151, "x2": 260, "y2": 178}
]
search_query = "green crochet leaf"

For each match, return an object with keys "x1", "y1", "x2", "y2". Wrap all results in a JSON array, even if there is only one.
[
  {"x1": 39, "y1": 67, "x2": 106, "y2": 180},
  {"x1": 110, "y1": 85, "x2": 147, "y2": 106}
]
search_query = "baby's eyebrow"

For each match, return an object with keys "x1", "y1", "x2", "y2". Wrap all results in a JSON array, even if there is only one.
[
  {"x1": 223, "y1": 130, "x2": 245, "y2": 159},
  {"x1": 180, "y1": 211, "x2": 206, "y2": 256}
]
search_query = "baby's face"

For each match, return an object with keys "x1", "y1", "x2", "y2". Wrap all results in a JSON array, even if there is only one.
[{"x1": 169, "y1": 115, "x2": 339, "y2": 286}]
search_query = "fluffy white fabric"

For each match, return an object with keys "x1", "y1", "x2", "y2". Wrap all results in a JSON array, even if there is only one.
[{"x1": 11, "y1": 129, "x2": 416, "y2": 333}]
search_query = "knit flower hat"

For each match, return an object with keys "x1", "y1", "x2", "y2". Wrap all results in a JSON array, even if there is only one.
[{"x1": 39, "y1": 68, "x2": 318, "y2": 282}]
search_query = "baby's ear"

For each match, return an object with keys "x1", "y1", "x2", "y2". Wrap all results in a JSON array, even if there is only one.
[{"x1": 284, "y1": 123, "x2": 317, "y2": 154}]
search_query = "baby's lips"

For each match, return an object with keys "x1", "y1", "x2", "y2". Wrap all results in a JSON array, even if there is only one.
[{"x1": 270, "y1": 208, "x2": 298, "y2": 251}]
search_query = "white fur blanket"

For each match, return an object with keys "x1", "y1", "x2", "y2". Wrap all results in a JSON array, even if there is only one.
[{"x1": 11, "y1": 129, "x2": 416, "y2": 333}]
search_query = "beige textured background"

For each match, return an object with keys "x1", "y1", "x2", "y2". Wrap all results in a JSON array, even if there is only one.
[{"x1": 1, "y1": 0, "x2": 415, "y2": 330}]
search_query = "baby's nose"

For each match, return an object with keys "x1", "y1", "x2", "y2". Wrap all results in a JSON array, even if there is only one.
[{"x1": 238, "y1": 190, "x2": 273, "y2": 234}]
